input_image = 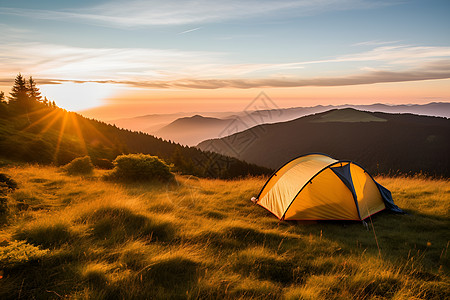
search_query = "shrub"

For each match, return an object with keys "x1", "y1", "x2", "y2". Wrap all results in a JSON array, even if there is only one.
[
  {"x1": 106, "y1": 154, "x2": 174, "y2": 182},
  {"x1": 0, "y1": 240, "x2": 49, "y2": 268},
  {"x1": 92, "y1": 158, "x2": 114, "y2": 169},
  {"x1": 63, "y1": 156, "x2": 94, "y2": 175}
]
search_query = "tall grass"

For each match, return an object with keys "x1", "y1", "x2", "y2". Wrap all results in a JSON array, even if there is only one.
[{"x1": 0, "y1": 165, "x2": 448, "y2": 299}]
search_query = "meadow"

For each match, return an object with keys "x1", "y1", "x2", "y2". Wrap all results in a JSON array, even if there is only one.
[{"x1": 0, "y1": 164, "x2": 448, "y2": 299}]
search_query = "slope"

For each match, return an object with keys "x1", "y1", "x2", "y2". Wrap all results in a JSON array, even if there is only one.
[
  {"x1": 108, "y1": 103, "x2": 450, "y2": 144},
  {"x1": 0, "y1": 165, "x2": 448, "y2": 299},
  {"x1": 198, "y1": 108, "x2": 450, "y2": 177},
  {"x1": 0, "y1": 103, "x2": 270, "y2": 179}
]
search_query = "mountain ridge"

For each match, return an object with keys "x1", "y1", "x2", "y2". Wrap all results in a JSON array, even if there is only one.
[
  {"x1": 110, "y1": 102, "x2": 450, "y2": 146},
  {"x1": 197, "y1": 108, "x2": 450, "y2": 177}
]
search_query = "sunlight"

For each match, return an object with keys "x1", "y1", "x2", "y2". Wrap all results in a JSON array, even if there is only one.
[
  {"x1": 40, "y1": 82, "x2": 118, "y2": 112},
  {"x1": 69, "y1": 113, "x2": 88, "y2": 155},
  {"x1": 54, "y1": 112, "x2": 69, "y2": 163}
]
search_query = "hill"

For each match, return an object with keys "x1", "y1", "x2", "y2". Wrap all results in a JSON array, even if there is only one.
[
  {"x1": 347, "y1": 102, "x2": 450, "y2": 118},
  {"x1": 109, "y1": 111, "x2": 236, "y2": 135},
  {"x1": 107, "y1": 103, "x2": 450, "y2": 146},
  {"x1": 154, "y1": 115, "x2": 234, "y2": 146},
  {"x1": 198, "y1": 108, "x2": 450, "y2": 177},
  {"x1": 0, "y1": 95, "x2": 270, "y2": 179},
  {"x1": 0, "y1": 165, "x2": 448, "y2": 298},
  {"x1": 311, "y1": 109, "x2": 387, "y2": 123},
  {"x1": 110, "y1": 112, "x2": 189, "y2": 133}
]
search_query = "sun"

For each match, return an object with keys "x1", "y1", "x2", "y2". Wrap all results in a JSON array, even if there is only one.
[{"x1": 39, "y1": 82, "x2": 118, "y2": 112}]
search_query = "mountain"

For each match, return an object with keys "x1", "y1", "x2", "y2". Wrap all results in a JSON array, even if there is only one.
[
  {"x1": 154, "y1": 115, "x2": 234, "y2": 146},
  {"x1": 345, "y1": 102, "x2": 450, "y2": 118},
  {"x1": 109, "y1": 102, "x2": 450, "y2": 146},
  {"x1": 0, "y1": 102, "x2": 270, "y2": 179},
  {"x1": 197, "y1": 108, "x2": 450, "y2": 177},
  {"x1": 110, "y1": 111, "x2": 236, "y2": 134},
  {"x1": 111, "y1": 112, "x2": 189, "y2": 133}
]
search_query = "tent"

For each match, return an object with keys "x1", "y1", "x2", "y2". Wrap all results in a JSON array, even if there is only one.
[{"x1": 255, "y1": 153, "x2": 402, "y2": 221}]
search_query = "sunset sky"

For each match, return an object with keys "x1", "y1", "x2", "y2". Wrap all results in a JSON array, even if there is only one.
[{"x1": 1, "y1": 0, "x2": 449, "y2": 120}]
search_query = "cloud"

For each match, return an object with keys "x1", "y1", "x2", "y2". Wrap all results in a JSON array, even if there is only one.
[
  {"x1": 0, "y1": 42, "x2": 226, "y2": 81},
  {"x1": 278, "y1": 45, "x2": 450, "y2": 68},
  {"x1": 177, "y1": 27, "x2": 202, "y2": 35},
  {"x1": 1, "y1": 40, "x2": 449, "y2": 91},
  {"x1": 335, "y1": 45, "x2": 450, "y2": 64},
  {"x1": 3, "y1": 40, "x2": 449, "y2": 80},
  {"x1": 352, "y1": 40, "x2": 401, "y2": 47},
  {"x1": 0, "y1": 0, "x2": 398, "y2": 27},
  {"x1": 9, "y1": 59, "x2": 448, "y2": 90},
  {"x1": 112, "y1": 60, "x2": 450, "y2": 89}
]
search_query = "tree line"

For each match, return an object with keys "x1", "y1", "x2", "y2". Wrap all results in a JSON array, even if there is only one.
[
  {"x1": 0, "y1": 74, "x2": 271, "y2": 178},
  {"x1": 0, "y1": 74, "x2": 57, "y2": 114}
]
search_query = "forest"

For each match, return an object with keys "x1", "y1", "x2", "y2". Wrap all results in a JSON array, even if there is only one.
[{"x1": 0, "y1": 74, "x2": 271, "y2": 179}]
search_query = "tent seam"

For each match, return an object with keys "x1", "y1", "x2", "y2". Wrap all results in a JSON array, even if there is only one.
[
  {"x1": 280, "y1": 160, "x2": 349, "y2": 220},
  {"x1": 256, "y1": 152, "x2": 335, "y2": 200}
]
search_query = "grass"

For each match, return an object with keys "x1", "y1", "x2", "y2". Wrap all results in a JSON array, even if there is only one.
[{"x1": 0, "y1": 165, "x2": 448, "y2": 299}]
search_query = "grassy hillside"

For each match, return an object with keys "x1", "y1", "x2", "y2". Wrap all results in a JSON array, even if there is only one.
[
  {"x1": 0, "y1": 165, "x2": 448, "y2": 299},
  {"x1": 0, "y1": 103, "x2": 270, "y2": 179}
]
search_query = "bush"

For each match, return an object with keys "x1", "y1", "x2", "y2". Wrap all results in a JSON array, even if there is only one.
[
  {"x1": 92, "y1": 158, "x2": 114, "y2": 169},
  {"x1": 106, "y1": 154, "x2": 174, "y2": 182},
  {"x1": 63, "y1": 156, "x2": 94, "y2": 175},
  {"x1": 0, "y1": 240, "x2": 49, "y2": 268}
]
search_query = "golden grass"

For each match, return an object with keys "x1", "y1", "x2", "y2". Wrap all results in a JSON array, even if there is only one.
[{"x1": 0, "y1": 165, "x2": 448, "y2": 299}]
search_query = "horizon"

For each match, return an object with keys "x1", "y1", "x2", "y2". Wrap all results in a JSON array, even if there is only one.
[
  {"x1": 102, "y1": 101, "x2": 449, "y2": 122},
  {"x1": 1, "y1": 0, "x2": 450, "y2": 120}
]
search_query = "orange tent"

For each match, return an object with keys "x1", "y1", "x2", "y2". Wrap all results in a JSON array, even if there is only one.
[{"x1": 255, "y1": 153, "x2": 402, "y2": 221}]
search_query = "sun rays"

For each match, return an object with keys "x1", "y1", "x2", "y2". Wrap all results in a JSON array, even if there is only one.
[
  {"x1": 53, "y1": 111, "x2": 69, "y2": 163},
  {"x1": 19, "y1": 107, "x2": 115, "y2": 164}
]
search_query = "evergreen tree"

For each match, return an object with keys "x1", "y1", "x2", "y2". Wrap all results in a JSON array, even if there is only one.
[
  {"x1": 27, "y1": 76, "x2": 42, "y2": 103},
  {"x1": 0, "y1": 91, "x2": 8, "y2": 117},
  {"x1": 8, "y1": 74, "x2": 29, "y2": 110}
]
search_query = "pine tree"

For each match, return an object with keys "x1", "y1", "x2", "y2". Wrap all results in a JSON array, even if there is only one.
[
  {"x1": 27, "y1": 76, "x2": 42, "y2": 103},
  {"x1": 0, "y1": 91, "x2": 8, "y2": 117},
  {"x1": 8, "y1": 74, "x2": 29, "y2": 110},
  {"x1": 171, "y1": 147, "x2": 185, "y2": 171}
]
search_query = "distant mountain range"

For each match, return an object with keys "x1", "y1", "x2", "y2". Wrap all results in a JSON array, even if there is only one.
[
  {"x1": 197, "y1": 108, "x2": 450, "y2": 177},
  {"x1": 110, "y1": 102, "x2": 450, "y2": 146},
  {"x1": 154, "y1": 115, "x2": 234, "y2": 146},
  {"x1": 111, "y1": 111, "x2": 235, "y2": 135}
]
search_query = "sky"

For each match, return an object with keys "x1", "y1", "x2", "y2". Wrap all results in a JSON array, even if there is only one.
[{"x1": 1, "y1": 0, "x2": 449, "y2": 120}]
